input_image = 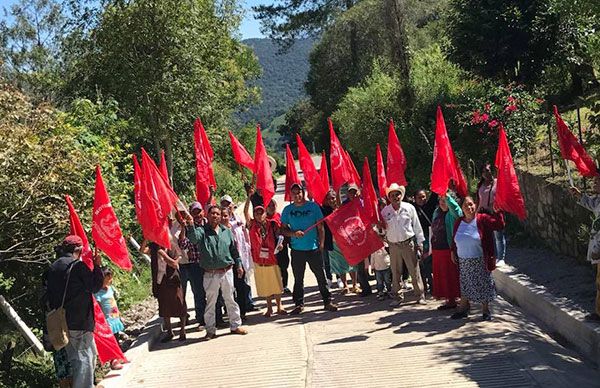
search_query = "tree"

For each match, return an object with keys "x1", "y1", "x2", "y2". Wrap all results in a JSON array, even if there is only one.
[
  {"x1": 447, "y1": 0, "x2": 599, "y2": 97},
  {"x1": 253, "y1": 0, "x2": 358, "y2": 48},
  {"x1": 0, "y1": 0, "x2": 66, "y2": 101},
  {"x1": 65, "y1": 0, "x2": 261, "y2": 183}
]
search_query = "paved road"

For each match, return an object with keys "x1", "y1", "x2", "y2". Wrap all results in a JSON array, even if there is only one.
[{"x1": 110, "y1": 179, "x2": 600, "y2": 388}]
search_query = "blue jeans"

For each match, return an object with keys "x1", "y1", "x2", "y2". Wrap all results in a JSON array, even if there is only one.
[
  {"x1": 180, "y1": 263, "x2": 206, "y2": 323},
  {"x1": 375, "y1": 269, "x2": 392, "y2": 293},
  {"x1": 65, "y1": 330, "x2": 96, "y2": 388},
  {"x1": 494, "y1": 230, "x2": 506, "y2": 261}
]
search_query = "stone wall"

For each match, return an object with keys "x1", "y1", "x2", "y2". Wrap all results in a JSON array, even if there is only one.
[{"x1": 516, "y1": 169, "x2": 593, "y2": 262}]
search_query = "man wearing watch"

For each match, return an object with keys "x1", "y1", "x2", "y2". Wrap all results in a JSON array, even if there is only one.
[{"x1": 380, "y1": 183, "x2": 427, "y2": 307}]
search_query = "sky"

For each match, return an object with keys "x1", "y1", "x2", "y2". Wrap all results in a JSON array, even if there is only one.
[{"x1": 0, "y1": 0, "x2": 266, "y2": 40}]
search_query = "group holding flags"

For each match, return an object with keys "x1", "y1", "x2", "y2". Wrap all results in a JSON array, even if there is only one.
[{"x1": 44, "y1": 103, "x2": 600, "y2": 386}]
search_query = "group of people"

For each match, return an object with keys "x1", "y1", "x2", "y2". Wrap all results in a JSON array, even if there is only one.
[{"x1": 43, "y1": 161, "x2": 600, "y2": 388}]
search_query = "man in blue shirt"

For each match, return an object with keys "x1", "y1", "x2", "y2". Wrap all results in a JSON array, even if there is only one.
[{"x1": 281, "y1": 183, "x2": 337, "y2": 314}]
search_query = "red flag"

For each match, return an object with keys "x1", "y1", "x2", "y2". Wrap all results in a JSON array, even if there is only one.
[
  {"x1": 141, "y1": 149, "x2": 180, "y2": 216},
  {"x1": 194, "y1": 121, "x2": 216, "y2": 204},
  {"x1": 319, "y1": 151, "x2": 330, "y2": 190},
  {"x1": 93, "y1": 299, "x2": 127, "y2": 363},
  {"x1": 228, "y1": 130, "x2": 255, "y2": 171},
  {"x1": 361, "y1": 157, "x2": 379, "y2": 224},
  {"x1": 494, "y1": 125, "x2": 526, "y2": 220},
  {"x1": 254, "y1": 125, "x2": 275, "y2": 207},
  {"x1": 65, "y1": 196, "x2": 127, "y2": 363},
  {"x1": 329, "y1": 118, "x2": 351, "y2": 191},
  {"x1": 297, "y1": 134, "x2": 327, "y2": 205},
  {"x1": 431, "y1": 106, "x2": 468, "y2": 197},
  {"x1": 65, "y1": 195, "x2": 94, "y2": 270},
  {"x1": 132, "y1": 155, "x2": 143, "y2": 225},
  {"x1": 92, "y1": 166, "x2": 132, "y2": 271},
  {"x1": 195, "y1": 118, "x2": 214, "y2": 161},
  {"x1": 158, "y1": 150, "x2": 169, "y2": 185},
  {"x1": 344, "y1": 150, "x2": 361, "y2": 186},
  {"x1": 325, "y1": 200, "x2": 384, "y2": 265},
  {"x1": 140, "y1": 150, "x2": 172, "y2": 248},
  {"x1": 284, "y1": 144, "x2": 300, "y2": 202},
  {"x1": 376, "y1": 144, "x2": 387, "y2": 196},
  {"x1": 386, "y1": 119, "x2": 408, "y2": 186},
  {"x1": 554, "y1": 106, "x2": 599, "y2": 177}
]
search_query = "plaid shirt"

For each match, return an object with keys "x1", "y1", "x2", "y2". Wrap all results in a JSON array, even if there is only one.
[{"x1": 179, "y1": 238, "x2": 201, "y2": 264}]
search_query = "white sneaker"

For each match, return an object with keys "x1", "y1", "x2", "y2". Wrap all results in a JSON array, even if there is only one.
[
  {"x1": 337, "y1": 279, "x2": 344, "y2": 289},
  {"x1": 327, "y1": 279, "x2": 333, "y2": 288}
]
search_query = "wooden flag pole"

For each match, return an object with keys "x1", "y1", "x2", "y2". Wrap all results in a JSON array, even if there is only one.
[{"x1": 565, "y1": 160, "x2": 575, "y2": 187}]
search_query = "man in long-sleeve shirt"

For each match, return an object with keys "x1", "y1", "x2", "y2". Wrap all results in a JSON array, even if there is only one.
[
  {"x1": 380, "y1": 183, "x2": 426, "y2": 307},
  {"x1": 182, "y1": 205, "x2": 247, "y2": 339},
  {"x1": 44, "y1": 235, "x2": 103, "y2": 388}
]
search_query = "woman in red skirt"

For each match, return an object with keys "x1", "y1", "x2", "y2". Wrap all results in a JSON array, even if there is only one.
[{"x1": 431, "y1": 194, "x2": 463, "y2": 309}]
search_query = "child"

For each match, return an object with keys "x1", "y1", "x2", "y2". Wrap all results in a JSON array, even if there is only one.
[
  {"x1": 370, "y1": 246, "x2": 392, "y2": 301},
  {"x1": 95, "y1": 267, "x2": 126, "y2": 369}
]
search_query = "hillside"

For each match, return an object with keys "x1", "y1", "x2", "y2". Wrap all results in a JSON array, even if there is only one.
[{"x1": 237, "y1": 38, "x2": 313, "y2": 146}]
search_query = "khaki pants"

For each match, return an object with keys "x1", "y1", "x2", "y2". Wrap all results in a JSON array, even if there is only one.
[
  {"x1": 389, "y1": 240, "x2": 424, "y2": 299},
  {"x1": 596, "y1": 264, "x2": 600, "y2": 316}
]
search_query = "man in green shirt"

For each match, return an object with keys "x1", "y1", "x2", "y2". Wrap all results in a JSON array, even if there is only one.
[{"x1": 181, "y1": 205, "x2": 248, "y2": 339}]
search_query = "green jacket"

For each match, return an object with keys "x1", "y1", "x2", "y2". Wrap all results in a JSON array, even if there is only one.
[
  {"x1": 432, "y1": 195, "x2": 463, "y2": 247},
  {"x1": 186, "y1": 224, "x2": 241, "y2": 270}
]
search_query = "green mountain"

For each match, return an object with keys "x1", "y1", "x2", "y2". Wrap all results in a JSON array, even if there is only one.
[{"x1": 237, "y1": 38, "x2": 313, "y2": 146}]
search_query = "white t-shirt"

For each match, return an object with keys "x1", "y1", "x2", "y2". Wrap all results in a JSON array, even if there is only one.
[{"x1": 454, "y1": 218, "x2": 483, "y2": 258}]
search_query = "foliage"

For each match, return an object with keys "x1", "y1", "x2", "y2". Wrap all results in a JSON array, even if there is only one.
[
  {"x1": 0, "y1": 84, "x2": 131, "y2": 328},
  {"x1": 277, "y1": 98, "x2": 323, "y2": 150},
  {"x1": 253, "y1": 0, "x2": 356, "y2": 48},
  {"x1": 0, "y1": 0, "x2": 65, "y2": 101},
  {"x1": 453, "y1": 83, "x2": 545, "y2": 167},
  {"x1": 446, "y1": 0, "x2": 599, "y2": 97},
  {"x1": 0, "y1": 350, "x2": 55, "y2": 388}
]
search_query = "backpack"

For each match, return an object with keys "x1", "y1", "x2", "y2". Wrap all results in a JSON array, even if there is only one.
[{"x1": 45, "y1": 261, "x2": 75, "y2": 351}]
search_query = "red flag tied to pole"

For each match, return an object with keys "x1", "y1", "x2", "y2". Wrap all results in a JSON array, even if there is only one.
[
  {"x1": 297, "y1": 134, "x2": 327, "y2": 205},
  {"x1": 92, "y1": 166, "x2": 132, "y2": 271},
  {"x1": 228, "y1": 130, "x2": 255, "y2": 171},
  {"x1": 254, "y1": 125, "x2": 275, "y2": 207},
  {"x1": 139, "y1": 149, "x2": 175, "y2": 248},
  {"x1": 386, "y1": 119, "x2": 408, "y2": 186},
  {"x1": 194, "y1": 118, "x2": 216, "y2": 204},
  {"x1": 329, "y1": 118, "x2": 351, "y2": 191},
  {"x1": 158, "y1": 150, "x2": 169, "y2": 185},
  {"x1": 361, "y1": 157, "x2": 379, "y2": 224},
  {"x1": 344, "y1": 150, "x2": 362, "y2": 186},
  {"x1": 376, "y1": 144, "x2": 387, "y2": 196},
  {"x1": 133, "y1": 155, "x2": 143, "y2": 225},
  {"x1": 325, "y1": 200, "x2": 384, "y2": 265},
  {"x1": 284, "y1": 144, "x2": 301, "y2": 202},
  {"x1": 65, "y1": 195, "x2": 127, "y2": 363},
  {"x1": 431, "y1": 106, "x2": 468, "y2": 197},
  {"x1": 65, "y1": 195, "x2": 94, "y2": 270},
  {"x1": 494, "y1": 125, "x2": 527, "y2": 220},
  {"x1": 553, "y1": 106, "x2": 599, "y2": 178},
  {"x1": 319, "y1": 151, "x2": 330, "y2": 190}
]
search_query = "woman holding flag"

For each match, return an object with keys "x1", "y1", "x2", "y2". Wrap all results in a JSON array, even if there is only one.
[{"x1": 450, "y1": 196, "x2": 505, "y2": 321}]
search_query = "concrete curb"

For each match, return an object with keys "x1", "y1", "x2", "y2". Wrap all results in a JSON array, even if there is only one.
[
  {"x1": 493, "y1": 263, "x2": 600, "y2": 366},
  {"x1": 97, "y1": 314, "x2": 163, "y2": 388}
]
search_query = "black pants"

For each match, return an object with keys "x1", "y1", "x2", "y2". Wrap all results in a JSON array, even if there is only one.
[
  {"x1": 420, "y1": 254, "x2": 433, "y2": 295},
  {"x1": 356, "y1": 259, "x2": 372, "y2": 295},
  {"x1": 234, "y1": 273, "x2": 251, "y2": 318},
  {"x1": 277, "y1": 247, "x2": 290, "y2": 288},
  {"x1": 291, "y1": 249, "x2": 331, "y2": 307},
  {"x1": 322, "y1": 249, "x2": 333, "y2": 281}
]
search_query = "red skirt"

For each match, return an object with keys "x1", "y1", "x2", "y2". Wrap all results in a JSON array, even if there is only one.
[{"x1": 432, "y1": 249, "x2": 460, "y2": 300}]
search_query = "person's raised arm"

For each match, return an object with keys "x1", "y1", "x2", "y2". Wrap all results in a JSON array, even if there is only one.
[
  {"x1": 244, "y1": 197, "x2": 252, "y2": 227},
  {"x1": 446, "y1": 194, "x2": 463, "y2": 218}
]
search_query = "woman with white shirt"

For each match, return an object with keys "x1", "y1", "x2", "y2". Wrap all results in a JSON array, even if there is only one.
[{"x1": 450, "y1": 196, "x2": 505, "y2": 321}]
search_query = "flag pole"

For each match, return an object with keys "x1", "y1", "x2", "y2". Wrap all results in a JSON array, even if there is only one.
[
  {"x1": 302, "y1": 217, "x2": 327, "y2": 234},
  {"x1": 565, "y1": 160, "x2": 574, "y2": 187}
]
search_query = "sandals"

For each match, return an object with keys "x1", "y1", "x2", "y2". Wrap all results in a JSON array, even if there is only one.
[
  {"x1": 263, "y1": 310, "x2": 273, "y2": 317},
  {"x1": 160, "y1": 332, "x2": 174, "y2": 343}
]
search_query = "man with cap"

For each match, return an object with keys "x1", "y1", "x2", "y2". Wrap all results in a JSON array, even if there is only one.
[
  {"x1": 343, "y1": 183, "x2": 373, "y2": 297},
  {"x1": 177, "y1": 202, "x2": 207, "y2": 325},
  {"x1": 44, "y1": 235, "x2": 104, "y2": 388},
  {"x1": 281, "y1": 183, "x2": 338, "y2": 314},
  {"x1": 380, "y1": 183, "x2": 427, "y2": 306}
]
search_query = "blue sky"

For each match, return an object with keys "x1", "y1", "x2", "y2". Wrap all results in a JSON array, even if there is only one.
[{"x1": 0, "y1": 0, "x2": 266, "y2": 39}]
